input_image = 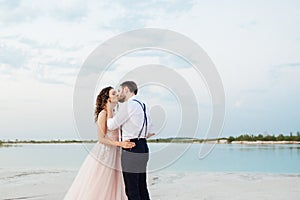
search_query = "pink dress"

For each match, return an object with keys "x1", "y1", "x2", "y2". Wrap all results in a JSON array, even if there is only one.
[{"x1": 64, "y1": 130, "x2": 127, "y2": 200}]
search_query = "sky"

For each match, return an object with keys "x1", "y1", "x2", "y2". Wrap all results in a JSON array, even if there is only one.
[{"x1": 0, "y1": 0, "x2": 299, "y2": 140}]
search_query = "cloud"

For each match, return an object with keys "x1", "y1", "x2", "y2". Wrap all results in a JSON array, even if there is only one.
[
  {"x1": 269, "y1": 62, "x2": 300, "y2": 84},
  {"x1": 0, "y1": 41, "x2": 28, "y2": 69},
  {"x1": 238, "y1": 20, "x2": 259, "y2": 30},
  {"x1": 0, "y1": 0, "x2": 198, "y2": 85},
  {"x1": 0, "y1": 0, "x2": 88, "y2": 25},
  {"x1": 1, "y1": 0, "x2": 300, "y2": 139},
  {"x1": 0, "y1": 35, "x2": 82, "y2": 85},
  {"x1": 276, "y1": 62, "x2": 300, "y2": 68},
  {"x1": 108, "y1": 0, "x2": 195, "y2": 30}
]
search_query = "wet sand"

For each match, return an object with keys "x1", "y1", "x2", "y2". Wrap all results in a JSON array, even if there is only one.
[{"x1": 1, "y1": 168, "x2": 300, "y2": 200}]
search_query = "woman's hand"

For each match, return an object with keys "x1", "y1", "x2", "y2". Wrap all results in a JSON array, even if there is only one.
[{"x1": 117, "y1": 140, "x2": 136, "y2": 149}]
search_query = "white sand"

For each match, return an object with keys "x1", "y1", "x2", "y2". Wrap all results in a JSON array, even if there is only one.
[{"x1": 1, "y1": 168, "x2": 300, "y2": 200}]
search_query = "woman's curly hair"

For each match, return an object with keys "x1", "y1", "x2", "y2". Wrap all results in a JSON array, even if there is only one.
[{"x1": 94, "y1": 86, "x2": 113, "y2": 123}]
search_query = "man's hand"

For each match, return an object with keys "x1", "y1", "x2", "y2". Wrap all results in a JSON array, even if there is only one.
[
  {"x1": 106, "y1": 100, "x2": 117, "y2": 119},
  {"x1": 146, "y1": 133, "x2": 155, "y2": 139},
  {"x1": 106, "y1": 100, "x2": 117, "y2": 111}
]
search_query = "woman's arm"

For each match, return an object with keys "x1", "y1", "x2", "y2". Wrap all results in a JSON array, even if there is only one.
[{"x1": 97, "y1": 111, "x2": 135, "y2": 149}]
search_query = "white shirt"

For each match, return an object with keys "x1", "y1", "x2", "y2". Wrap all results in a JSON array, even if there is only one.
[{"x1": 107, "y1": 96, "x2": 155, "y2": 141}]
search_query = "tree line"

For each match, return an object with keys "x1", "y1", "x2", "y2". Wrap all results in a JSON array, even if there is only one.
[
  {"x1": 0, "y1": 139, "x2": 96, "y2": 144},
  {"x1": 1, "y1": 132, "x2": 299, "y2": 145},
  {"x1": 227, "y1": 132, "x2": 300, "y2": 143}
]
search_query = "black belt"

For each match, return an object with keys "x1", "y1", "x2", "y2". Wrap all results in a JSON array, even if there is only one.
[
  {"x1": 129, "y1": 138, "x2": 146, "y2": 142},
  {"x1": 122, "y1": 138, "x2": 147, "y2": 151}
]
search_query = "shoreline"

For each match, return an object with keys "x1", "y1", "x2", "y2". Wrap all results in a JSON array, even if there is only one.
[
  {"x1": 230, "y1": 140, "x2": 300, "y2": 144},
  {"x1": 1, "y1": 140, "x2": 300, "y2": 145},
  {"x1": 1, "y1": 168, "x2": 299, "y2": 200}
]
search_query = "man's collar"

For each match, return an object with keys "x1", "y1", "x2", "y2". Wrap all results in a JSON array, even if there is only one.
[{"x1": 128, "y1": 95, "x2": 138, "y2": 101}]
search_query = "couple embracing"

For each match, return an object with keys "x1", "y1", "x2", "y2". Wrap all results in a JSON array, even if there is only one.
[{"x1": 64, "y1": 81, "x2": 155, "y2": 200}]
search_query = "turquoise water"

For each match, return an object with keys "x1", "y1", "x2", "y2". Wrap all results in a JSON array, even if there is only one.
[{"x1": 0, "y1": 143, "x2": 299, "y2": 174}]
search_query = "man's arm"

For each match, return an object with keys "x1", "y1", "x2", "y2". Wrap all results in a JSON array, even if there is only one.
[
  {"x1": 106, "y1": 101, "x2": 119, "y2": 130},
  {"x1": 97, "y1": 111, "x2": 135, "y2": 148},
  {"x1": 107, "y1": 102, "x2": 135, "y2": 130},
  {"x1": 106, "y1": 102, "x2": 115, "y2": 124},
  {"x1": 146, "y1": 105, "x2": 155, "y2": 138}
]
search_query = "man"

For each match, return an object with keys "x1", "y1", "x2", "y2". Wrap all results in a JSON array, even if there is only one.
[{"x1": 107, "y1": 81, "x2": 155, "y2": 200}]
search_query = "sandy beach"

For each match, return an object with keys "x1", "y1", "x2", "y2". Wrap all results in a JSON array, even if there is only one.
[{"x1": 1, "y1": 168, "x2": 299, "y2": 200}]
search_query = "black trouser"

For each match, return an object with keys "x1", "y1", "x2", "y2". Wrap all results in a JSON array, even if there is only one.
[{"x1": 121, "y1": 138, "x2": 150, "y2": 200}]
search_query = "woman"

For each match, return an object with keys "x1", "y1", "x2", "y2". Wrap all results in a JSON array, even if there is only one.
[{"x1": 64, "y1": 86, "x2": 135, "y2": 200}]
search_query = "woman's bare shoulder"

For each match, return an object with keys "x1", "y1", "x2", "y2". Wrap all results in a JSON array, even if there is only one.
[{"x1": 97, "y1": 110, "x2": 107, "y2": 122}]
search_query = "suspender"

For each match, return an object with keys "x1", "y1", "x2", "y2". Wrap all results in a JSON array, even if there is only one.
[
  {"x1": 120, "y1": 125, "x2": 123, "y2": 142},
  {"x1": 133, "y1": 99, "x2": 148, "y2": 140},
  {"x1": 120, "y1": 99, "x2": 148, "y2": 141}
]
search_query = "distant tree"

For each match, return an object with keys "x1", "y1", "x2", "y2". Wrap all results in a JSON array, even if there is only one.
[
  {"x1": 297, "y1": 132, "x2": 300, "y2": 141},
  {"x1": 269, "y1": 134, "x2": 276, "y2": 141},
  {"x1": 225, "y1": 132, "x2": 300, "y2": 142},
  {"x1": 285, "y1": 132, "x2": 293, "y2": 141},
  {"x1": 236, "y1": 135, "x2": 242, "y2": 141},
  {"x1": 243, "y1": 134, "x2": 249, "y2": 141},
  {"x1": 277, "y1": 134, "x2": 285, "y2": 141},
  {"x1": 227, "y1": 136, "x2": 235, "y2": 143},
  {"x1": 236, "y1": 134, "x2": 246, "y2": 141},
  {"x1": 257, "y1": 134, "x2": 264, "y2": 141}
]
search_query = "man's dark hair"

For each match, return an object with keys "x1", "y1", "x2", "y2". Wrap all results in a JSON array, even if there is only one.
[{"x1": 120, "y1": 81, "x2": 138, "y2": 95}]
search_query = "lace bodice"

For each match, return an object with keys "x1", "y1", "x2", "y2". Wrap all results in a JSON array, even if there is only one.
[{"x1": 105, "y1": 129, "x2": 119, "y2": 141}]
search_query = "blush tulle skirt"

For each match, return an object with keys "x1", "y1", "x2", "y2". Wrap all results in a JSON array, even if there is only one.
[{"x1": 63, "y1": 142, "x2": 127, "y2": 200}]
